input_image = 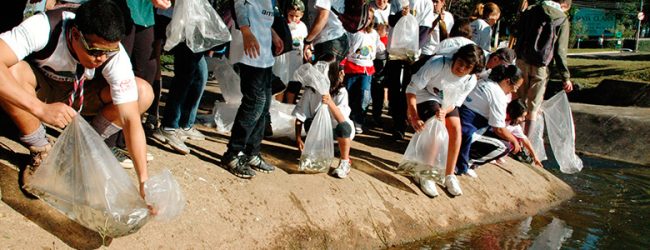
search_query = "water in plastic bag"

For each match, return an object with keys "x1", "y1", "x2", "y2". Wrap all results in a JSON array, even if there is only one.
[
  {"x1": 212, "y1": 58, "x2": 242, "y2": 104},
  {"x1": 528, "y1": 114, "x2": 548, "y2": 161},
  {"x1": 388, "y1": 14, "x2": 420, "y2": 62},
  {"x1": 164, "y1": 0, "x2": 231, "y2": 53},
  {"x1": 299, "y1": 106, "x2": 334, "y2": 172},
  {"x1": 144, "y1": 170, "x2": 185, "y2": 222},
  {"x1": 25, "y1": 117, "x2": 149, "y2": 238},
  {"x1": 398, "y1": 118, "x2": 449, "y2": 182},
  {"x1": 542, "y1": 92, "x2": 583, "y2": 174}
]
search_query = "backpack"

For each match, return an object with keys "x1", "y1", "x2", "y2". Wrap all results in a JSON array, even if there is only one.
[
  {"x1": 332, "y1": 0, "x2": 371, "y2": 33},
  {"x1": 514, "y1": 4, "x2": 567, "y2": 66}
]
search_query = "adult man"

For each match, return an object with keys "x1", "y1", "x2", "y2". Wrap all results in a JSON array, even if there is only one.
[
  {"x1": 0, "y1": 0, "x2": 154, "y2": 196},
  {"x1": 514, "y1": 0, "x2": 573, "y2": 133},
  {"x1": 302, "y1": 0, "x2": 348, "y2": 63}
]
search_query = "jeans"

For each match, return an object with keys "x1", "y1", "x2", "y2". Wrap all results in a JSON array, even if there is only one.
[
  {"x1": 385, "y1": 60, "x2": 413, "y2": 133},
  {"x1": 371, "y1": 59, "x2": 386, "y2": 121},
  {"x1": 313, "y1": 34, "x2": 349, "y2": 64},
  {"x1": 226, "y1": 64, "x2": 273, "y2": 156},
  {"x1": 162, "y1": 43, "x2": 208, "y2": 129},
  {"x1": 457, "y1": 105, "x2": 512, "y2": 174},
  {"x1": 344, "y1": 73, "x2": 372, "y2": 126}
]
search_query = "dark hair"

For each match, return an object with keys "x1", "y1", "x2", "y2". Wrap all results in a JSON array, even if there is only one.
[
  {"x1": 452, "y1": 44, "x2": 485, "y2": 74},
  {"x1": 489, "y1": 47, "x2": 516, "y2": 65},
  {"x1": 470, "y1": 2, "x2": 501, "y2": 21},
  {"x1": 489, "y1": 64, "x2": 523, "y2": 84},
  {"x1": 327, "y1": 61, "x2": 344, "y2": 95},
  {"x1": 506, "y1": 99, "x2": 527, "y2": 122},
  {"x1": 73, "y1": 0, "x2": 125, "y2": 42},
  {"x1": 449, "y1": 18, "x2": 472, "y2": 39}
]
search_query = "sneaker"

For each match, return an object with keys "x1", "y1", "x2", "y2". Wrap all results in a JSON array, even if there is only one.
[
  {"x1": 332, "y1": 160, "x2": 351, "y2": 178},
  {"x1": 143, "y1": 114, "x2": 159, "y2": 131},
  {"x1": 245, "y1": 154, "x2": 275, "y2": 173},
  {"x1": 466, "y1": 169, "x2": 478, "y2": 178},
  {"x1": 111, "y1": 147, "x2": 134, "y2": 169},
  {"x1": 355, "y1": 124, "x2": 363, "y2": 134},
  {"x1": 22, "y1": 141, "x2": 53, "y2": 186},
  {"x1": 415, "y1": 176, "x2": 439, "y2": 198},
  {"x1": 223, "y1": 152, "x2": 255, "y2": 179},
  {"x1": 444, "y1": 175, "x2": 463, "y2": 196},
  {"x1": 115, "y1": 147, "x2": 155, "y2": 162},
  {"x1": 178, "y1": 127, "x2": 206, "y2": 141},
  {"x1": 152, "y1": 128, "x2": 190, "y2": 155}
]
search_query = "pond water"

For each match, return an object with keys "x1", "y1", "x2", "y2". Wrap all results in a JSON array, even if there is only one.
[{"x1": 395, "y1": 157, "x2": 650, "y2": 249}]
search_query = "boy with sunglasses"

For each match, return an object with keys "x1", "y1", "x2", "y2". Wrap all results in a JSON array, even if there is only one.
[{"x1": 0, "y1": 0, "x2": 154, "y2": 198}]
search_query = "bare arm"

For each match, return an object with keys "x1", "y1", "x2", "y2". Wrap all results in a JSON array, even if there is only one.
[
  {"x1": 295, "y1": 119, "x2": 304, "y2": 152},
  {"x1": 113, "y1": 101, "x2": 149, "y2": 197},
  {"x1": 303, "y1": 7, "x2": 329, "y2": 60},
  {"x1": 521, "y1": 137, "x2": 542, "y2": 167},
  {"x1": 406, "y1": 93, "x2": 425, "y2": 132},
  {"x1": 323, "y1": 94, "x2": 345, "y2": 123},
  {"x1": 0, "y1": 40, "x2": 76, "y2": 128}
]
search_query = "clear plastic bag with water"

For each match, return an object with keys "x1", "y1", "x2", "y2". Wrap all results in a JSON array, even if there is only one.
[
  {"x1": 398, "y1": 118, "x2": 449, "y2": 182},
  {"x1": 25, "y1": 117, "x2": 149, "y2": 237},
  {"x1": 144, "y1": 169, "x2": 185, "y2": 222},
  {"x1": 212, "y1": 58, "x2": 242, "y2": 104},
  {"x1": 294, "y1": 62, "x2": 334, "y2": 172},
  {"x1": 542, "y1": 92, "x2": 583, "y2": 174},
  {"x1": 164, "y1": 0, "x2": 231, "y2": 53},
  {"x1": 388, "y1": 14, "x2": 420, "y2": 62}
]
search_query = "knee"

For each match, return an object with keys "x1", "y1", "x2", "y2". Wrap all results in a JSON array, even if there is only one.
[
  {"x1": 335, "y1": 121, "x2": 353, "y2": 138},
  {"x1": 136, "y1": 77, "x2": 154, "y2": 112}
]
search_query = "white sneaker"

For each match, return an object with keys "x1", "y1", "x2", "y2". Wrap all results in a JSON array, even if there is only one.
[
  {"x1": 416, "y1": 177, "x2": 439, "y2": 198},
  {"x1": 444, "y1": 175, "x2": 463, "y2": 196},
  {"x1": 333, "y1": 160, "x2": 351, "y2": 178},
  {"x1": 179, "y1": 127, "x2": 206, "y2": 141},
  {"x1": 466, "y1": 169, "x2": 478, "y2": 178}
]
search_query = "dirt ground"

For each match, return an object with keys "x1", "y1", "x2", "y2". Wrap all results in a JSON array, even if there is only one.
[{"x1": 0, "y1": 77, "x2": 574, "y2": 249}]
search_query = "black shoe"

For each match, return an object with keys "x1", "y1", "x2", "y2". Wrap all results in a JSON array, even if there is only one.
[
  {"x1": 264, "y1": 122, "x2": 273, "y2": 138},
  {"x1": 245, "y1": 154, "x2": 275, "y2": 173},
  {"x1": 223, "y1": 152, "x2": 256, "y2": 179}
]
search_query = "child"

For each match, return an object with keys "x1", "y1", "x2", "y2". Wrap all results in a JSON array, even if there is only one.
[
  {"x1": 223, "y1": 0, "x2": 281, "y2": 179},
  {"x1": 275, "y1": 0, "x2": 308, "y2": 104},
  {"x1": 501, "y1": 100, "x2": 543, "y2": 167},
  {"x1": 405, "y1": 44, "x2": 485, "y2": 197},
  {"x1": 469, "y1": 2, "x2": 501, "y2": 51},
  {"x1": 293, "y1": 61, "x2": 355, "y2": 179},
  {"x1": 340, "y1": 7, "x2": 386, "y2": 134},
  {"x1": 369, "y1": 0, "x2": 390, "y2": 126}
]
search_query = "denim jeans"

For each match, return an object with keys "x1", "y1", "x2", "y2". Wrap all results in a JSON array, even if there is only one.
[
  {"x1": 344, "y1": 73, "x2": 372, "y2": 126},
  {"x1": 313, "y1": 34, "x2": 349, "y2": 64},
  {"x1": 226, "y1": 64, "x2": 273, "y2": 156},
  {"x1": 371, "y1": 59, "x2": 386, "y2": 121},
  {"x1": 162, "y1": 43, "x2": 208, "y2": 129}
]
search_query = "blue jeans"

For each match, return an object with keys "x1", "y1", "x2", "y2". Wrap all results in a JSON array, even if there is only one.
[
  {"x1": 457, "y1": 105, "x2": 489, "y2": 174},
  {"x1": 344, "y1": 73, "x2": 372, "y2": 126},
  {"x1": 226, "y1": 64, "x2": 273, "y2": 156},
  {"x1": 162, "y1": 43, "x2": 208, "y2": 129}
]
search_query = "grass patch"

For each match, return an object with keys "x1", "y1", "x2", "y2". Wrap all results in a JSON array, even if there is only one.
[
  {"x1": 568, "y1": 48, "x2": 617, "y2": 54},
  {"x1": 567, "y1": 58, "x2": 650, "y2": 87},
  {"x1": 160, "y1": 53, "x2": 174, "y2": 72}
]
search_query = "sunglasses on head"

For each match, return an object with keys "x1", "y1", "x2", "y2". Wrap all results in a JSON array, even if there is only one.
[{"x1": 76, "y1": 29, "x2": 120, "y2": 57}]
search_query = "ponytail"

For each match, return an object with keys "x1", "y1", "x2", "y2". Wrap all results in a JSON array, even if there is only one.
[
  {"x1": 488, "y1": 64, "x2": 522, "y2": 85},
  {"x1": 469, "y1": 3, "x2": 484, "y2": 21}
]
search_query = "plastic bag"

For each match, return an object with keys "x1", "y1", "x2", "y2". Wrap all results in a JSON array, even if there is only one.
[
  {"x1": 25, "y1": 117, "x2": 149, "y2": 238},
  {"x1": 296, "y1": 62, "x2": 334, "y2": 172},
  {"x1": 388, "y1": 14, "x2": 420, "y2": 62},
  {"x1": 144, "y1": 170, "x2": 185, "y2": 222},
  {"x1": 397, "y1": 118, "x2": 449, "y2": 182},
  {"x1": 528, "y1": 115, "x2": 548, "y2": 161},
  {"x1": 543, "y1": 92, "x2": 583, "y2": 174},
  {"x1": 272, "y1": 54, "x2": 291, "y2": 86},
  {"x1": 164, "y1": 0, "x2": 231, "y2": 53},
  {"x1": 212, "y1": 58, "x2": 242, "y2": 104},
  {"x1": 213, "y1": 101, "x2": 240, "y2": 132},
  {"x1": 268, "y1": 100, "x2": 299, "y2": 140}
]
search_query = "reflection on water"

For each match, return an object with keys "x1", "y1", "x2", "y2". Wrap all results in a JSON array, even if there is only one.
[{"x1": 396, "y1": 157, "x2": 650, "y2": 249}]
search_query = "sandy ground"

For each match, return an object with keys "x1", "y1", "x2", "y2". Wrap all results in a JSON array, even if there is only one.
[{"x1": 0, "y1": 77, "x2": 574, "y2": 249}]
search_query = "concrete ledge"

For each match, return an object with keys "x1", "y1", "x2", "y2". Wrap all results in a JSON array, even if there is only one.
[
  {"x1": 0, "y1": 132, "x2": 574, "y2": 248},
  {"x1": 572, "y1": 103, "x2": 650, "y2": 166}
]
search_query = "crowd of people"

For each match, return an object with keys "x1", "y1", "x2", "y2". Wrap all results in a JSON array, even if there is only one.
[{"x1": 0, "y1": 0, "x2": 574, "y2": 200}]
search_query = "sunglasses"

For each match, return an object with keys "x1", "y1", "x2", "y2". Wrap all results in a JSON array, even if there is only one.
[{"x1": 76, "y1": 29, "x2": 120, "y2": 57}]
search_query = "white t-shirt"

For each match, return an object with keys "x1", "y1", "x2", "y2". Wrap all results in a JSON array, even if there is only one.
[
  {"x1": 229, "y1": 0, "x2": 274, "y2": 68},
  {"x1": 406, "y1": 56, "x2": 476, "y2": 107},
  {"x1": 506, "y1": 124, "x2": 526, "y2": 140},
  {"x1": 273, "y1": 21, "x2": 308, "y2": 84},
  {"x1": 463, "y1": 79, "x2": 508, "y2": 128},
  {"x1": 0, "y1": 12, "x2": 137, "y2": 105},
  {"x1": 345, "y1": 29, "x2": 386, "y2": 67},
  {"x1": 421, "y1": 10, "x2": 455, "y2": 56},
  {"x1": 470, "y1": 19, "x2": 492, "y2": 51},
  {"x1": 309, "y1": 0, "x2": 346, "y2": 45},
  {"x1": 435, "y1": 36, "x2": 475, "y2": 56},
  {"x1": 389, "y1": 0, "x2": 435, "y2": 27},
  {"x1": 292, "y1": 87, "x2": 351, "y2": 127}
]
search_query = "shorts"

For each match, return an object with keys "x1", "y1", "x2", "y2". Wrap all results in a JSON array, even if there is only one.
[
  {"x1": 416, "y1": 100, "x2": 459, "y2": 122},
  {"x1": 32, "y1": 64, "x2": 109, "y2": 116}
]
